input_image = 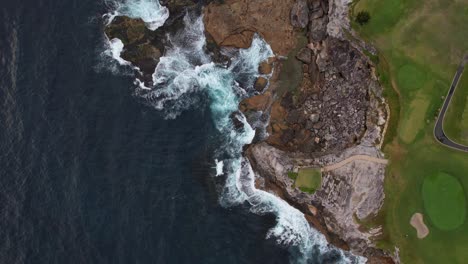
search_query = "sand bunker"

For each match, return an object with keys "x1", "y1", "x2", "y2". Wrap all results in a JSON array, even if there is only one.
[{"x1": 410, "y1": 213, "x2": 429, "y2": 239}]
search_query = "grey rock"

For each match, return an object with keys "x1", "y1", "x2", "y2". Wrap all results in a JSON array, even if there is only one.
[
  {"x1": 309, "y1": 113, "x2": 320, "y2": 123},
  {"x1": 291, "y1": 0, "x2": 309, "y2": 28},
  {"x1": 296, "y1": 47, "x2": 312, "y2": 64}
]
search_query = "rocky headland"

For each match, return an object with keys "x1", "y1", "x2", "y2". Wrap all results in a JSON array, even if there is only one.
[{"x1": 104, "y1": 0, "x2": 397, "y2": 262}]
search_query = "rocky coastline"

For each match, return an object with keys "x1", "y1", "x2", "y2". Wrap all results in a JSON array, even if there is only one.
[{"x1": 103, "y1": 0, "x2": 397, "y2": 262}]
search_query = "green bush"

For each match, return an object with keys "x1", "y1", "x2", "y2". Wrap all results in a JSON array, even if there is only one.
[
  {"x1": 356, "y1": 11, "x2": 371, "y2": 25},
  {"x1": 287, "y1": 172, "x2": 298, "y2": 180},
  {"x1": 299, "y1": 187, "x2": 316, "y2": 194}
]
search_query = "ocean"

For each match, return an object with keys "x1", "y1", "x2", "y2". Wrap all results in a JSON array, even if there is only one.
[{"x1": 0, "y1": 0, "x2": 360, "y2": 263}]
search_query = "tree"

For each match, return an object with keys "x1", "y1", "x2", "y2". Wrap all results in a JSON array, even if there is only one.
[{"x1": 356, "y1": 11, "x2": 371, "y2": 25}]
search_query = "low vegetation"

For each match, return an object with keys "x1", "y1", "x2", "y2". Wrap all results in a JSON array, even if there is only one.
[
  {"x1": 355, "y1": 11, "x2": 371, "y2": 25},
  {"x1": 287, "y1": 171, "x2": 298, "y2": 180},
  {"x1": 295, "y1": 168, "x2": 321, "y2": 194}
]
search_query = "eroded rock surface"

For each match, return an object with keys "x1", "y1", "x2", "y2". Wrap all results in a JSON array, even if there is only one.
[{"x1": 203, "y1": 0, "x2": 296, "y2": 55}]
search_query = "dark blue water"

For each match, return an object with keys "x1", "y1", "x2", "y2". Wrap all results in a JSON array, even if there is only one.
[{"x1": 0, "y1": 1, "x2": 290, "y2": 263}]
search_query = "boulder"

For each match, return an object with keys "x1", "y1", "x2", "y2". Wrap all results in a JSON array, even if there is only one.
[
  {"x1": 254, "y1": 77, "x2": 268, "y2": 91},
  {"x1": 290, "y1": 0, "x2": 309, "y2": 28},
  {"x1": 296, "y1": 47, "x2": 312, "y2": 64},
  {"x1": 309, "y1": 16, "x2": 329, "y2": 42},
  {"x1": 258, "y1": 61, "x2": 273, "y2": 74}
]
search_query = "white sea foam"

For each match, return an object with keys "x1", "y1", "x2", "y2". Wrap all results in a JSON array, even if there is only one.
[
  {"x1": 215, "y1": 159, "x2": 224, "y2": 176},
  {"x1": 105, "y1": 0, "x2": 169, "y2": 30},
  {"x1": 102, "y1": 2, "x2": 365, "y2": 263},
  {"x1": 107, "y1": 38, "x2": 131, "y2": 66}
]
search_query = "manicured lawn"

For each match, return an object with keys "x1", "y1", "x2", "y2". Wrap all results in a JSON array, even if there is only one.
[
  {"x1": 352, "y1": 0, "x2": 468, "y2": 263},
  {"x1": 399, "y1": 93, "x2": 429, "y2": 144},
  {"x1": 422, "y1": 172, "x2": 466, "y2": 230},
  {"x1": 295, "y1": 168, "x2": 321, "y2": 194},
  {"x1": 396, "y1": 64, "x2": 426, "y2": 92}
]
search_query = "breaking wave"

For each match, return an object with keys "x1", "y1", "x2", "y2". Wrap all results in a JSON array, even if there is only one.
[
  {"x1": 103, "y1": 1, "x2": 365, "y2": 263},
  {"x1": 104, "y1": 0, "x2": 169, "y2": 30}
]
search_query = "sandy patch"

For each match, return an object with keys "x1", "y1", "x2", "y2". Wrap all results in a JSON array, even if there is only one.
[{"x1": 410, "y1": 212, "x2": 429, "y2": 239}]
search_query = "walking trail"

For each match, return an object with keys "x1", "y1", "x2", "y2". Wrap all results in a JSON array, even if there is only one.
[{"x1": 322, "y1": 154, "x2": 388, "y2": 172}]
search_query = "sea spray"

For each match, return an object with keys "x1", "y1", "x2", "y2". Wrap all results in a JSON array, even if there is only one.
[
  {"x1": 103, "y1": 2, "x2": 365, "y2": 263},
  {"x1": 103, "y1": 0, "x2": 169, "y2": 30}
]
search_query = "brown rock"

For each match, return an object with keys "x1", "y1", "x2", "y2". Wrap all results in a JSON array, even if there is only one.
[
  {"x1": 105, "y1": 16, "x2": 148, "y2": 45},
  {"x1": 258, "y1": 61, "x2": 273, "y2": 74},
  {"x1": 220, "y1": 30, "x2": 256, "y2": 49},
  {"x1": 203, "y1": 0, "x2": 296, "y2": 55},
  {"x1": 290, "y1": 0, "x2": 309, "y2": 28},
  {"x1": 239, "y1": 92, "x2": 272, "y2": 112},
  {"x1": 254, "y1": 77, "x2": 268, "y2": 91}
]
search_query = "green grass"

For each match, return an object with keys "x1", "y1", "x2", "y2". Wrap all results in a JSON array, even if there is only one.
[
  {"x1": 396, "y1": 64, "x2": 427, "y2": 91},
  {"x1": 373, "y1": 54, "x2": 401, "y2": 148},
  {"x1": 399, "y1": 93, "x2": 429, "y2": 144},
  {"x1": 295, "y1": 168, "x2": 322, "y2": 194},
  {"x1": 353, "y1": 0, "x2": 418, "y2": 36},
  {"x1": 422, "y1": 172, "x2": 466, "y2": 230},
  {"x1": 444, "y1": 71, "x2": 468, "y2": 145},
  {"x1": 288, "y1": 171, "x2": 298, "y2": 180},
  {"x1": 352, "y1": 0, "x2": 468, "y2": 263}
]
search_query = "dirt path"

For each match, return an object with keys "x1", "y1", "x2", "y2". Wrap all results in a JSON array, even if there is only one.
[{"x1": 322, "y1": 154, "x2": 388, "y2": 172}]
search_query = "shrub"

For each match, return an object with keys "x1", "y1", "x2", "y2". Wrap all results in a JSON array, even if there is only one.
[
  {"x1": 356, "y1": 11, "x2": 371, "y2": 25},
  {"x1": 287, "y1": 172, "x2": 298, "y2": 180}
]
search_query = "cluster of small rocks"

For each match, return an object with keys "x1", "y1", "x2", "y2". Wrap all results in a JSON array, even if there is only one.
[{"x1": 267, "y1": 0, "x2": 381, "y2": 154}]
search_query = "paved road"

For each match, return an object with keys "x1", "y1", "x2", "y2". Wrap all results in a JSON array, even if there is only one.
[
  {"x1": 322, "y1": 154, "x2": 388, "y2": 172},
  {"x1": 433, "y1": 54, "x2": 468, "y2": 152}
]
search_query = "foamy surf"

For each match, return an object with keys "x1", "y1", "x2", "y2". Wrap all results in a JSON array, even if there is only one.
[
  {"x1": 102, "y1": 1, "x2": 365, "y2": 263},
  {"x1": 107, "y1": 38, "x2": 130, "y2": 66},
  {"x1": 104, "y1": 0, "x2": 169, "y2": 30}
]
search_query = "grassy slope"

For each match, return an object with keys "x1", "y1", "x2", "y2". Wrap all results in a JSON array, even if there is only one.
[{"x1": 353, "y1": 0, "x2": 468, "y2": 263}]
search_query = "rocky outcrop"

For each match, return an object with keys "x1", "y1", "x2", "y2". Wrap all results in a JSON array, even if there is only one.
[
  {"x1": 203, "y1": 0, "x2": 296, "y2": 55},
  {"x1": 105, "y1": 16, "x2": 165, "y2": 83},
  {"x1": 104, "y1": 0, "x2": 396, "y2": 262},
  {"x1": 266, "y1": 36, "x2": 384, "y2": 154},
  {"x1": 104, "y1": 0, "x2": 214, "y2": 86},
  {"x1": 217, "y1": 0, "x2": 394, "y2": 262},
  {"x1": 246, "y1": 142, "x2": 393, "y2": 262}
]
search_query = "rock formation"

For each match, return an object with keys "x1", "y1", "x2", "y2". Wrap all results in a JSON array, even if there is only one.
[
  {"x1": 204, "y1": 0, "x2": 394, "y2": 261},
  {"x1": 103, "y1": 0, "x2": 397, "y2": 262}
]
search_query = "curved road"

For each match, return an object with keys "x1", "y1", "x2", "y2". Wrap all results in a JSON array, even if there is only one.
[{"x1": 434, "y1": 54, "x2": 468, "y2": 152}]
